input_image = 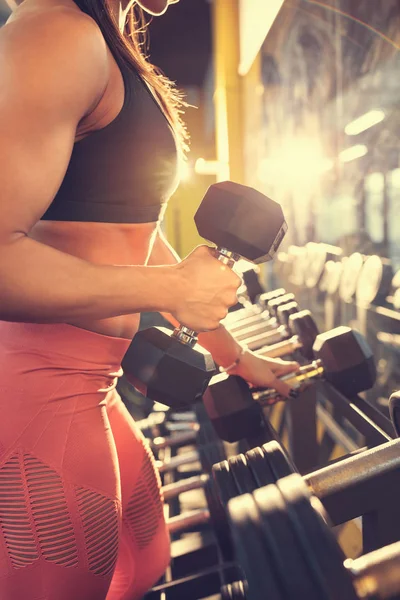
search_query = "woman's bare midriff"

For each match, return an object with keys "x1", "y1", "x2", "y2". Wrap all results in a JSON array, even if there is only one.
[{"x1": 29, "y1": 220, "x2": 158, "y2": 339}]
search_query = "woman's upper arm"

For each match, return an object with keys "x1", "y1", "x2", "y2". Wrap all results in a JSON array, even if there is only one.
[{"x1": 0, "y1": 8, "x2": 109, "y2": 239}]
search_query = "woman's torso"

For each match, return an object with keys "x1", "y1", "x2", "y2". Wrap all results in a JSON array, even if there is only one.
[{"x1": 22, "y1": 0, "x2": 178, "y2": 339}]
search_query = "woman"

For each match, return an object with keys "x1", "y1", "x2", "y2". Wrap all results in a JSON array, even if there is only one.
[{"x1": 0, "y1": 0, "x2": 298, "y2": 598}]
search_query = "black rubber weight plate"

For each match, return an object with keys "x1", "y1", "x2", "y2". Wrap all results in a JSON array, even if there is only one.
[
  {"x1": 228, "y1": 493, "x2": 282, "y2": 600},
  {"x1": 277, "y1": 474, "x2": 358, "y2": 600},
  {"x1": 262, "y1": 441, "x2": 294, "y2": 480},
  {"x1": 212, "y1": 461, "x2": 240, "y2": 505},
  {"x1": 253, "y1": 484, "x2": 321, "y2": 600},
  {"x1": 207, "y1": 464, "x2": 236, "y2": 561},
  {"x1": 245, "y1": 447, "x2": 277, "y2": 487},
  {"x1": 228, "y1": 454, "x2": 258, "y2": 495}
]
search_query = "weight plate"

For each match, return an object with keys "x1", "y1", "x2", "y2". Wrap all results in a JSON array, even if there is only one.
[
  {"x1": 221, "y1": 583, "x2": 234, "y2": 600},
  {"x1": 209, "y1": 461, "x2": 237, "y2": 561},
  {"x1": 325, "y1": 261, "x2": 343, "y2": 296},
  {"x1": 212, "y1": 460, "x2": 239, "y2": 505},
  {"x1": 356, "y1": 255, "x2": 393, "y2": 307},
  {"x1": 221, "y1": 581, "x2": 248, "y2": 600},
  {"x1": 245, "y1": 447, "x2": 276, "y2": 487},
  {"x1": 389, "y1": 391, "x2": 400, "y2": 436},
  {"x1": 230, "y1": 580, "x2": 248, "y2": 599},
  {"x1": 277, "y1": 474, "x2": 358, "y2": 600},
  {"x1": 392, "y1": 269, "x2": 400, "y2": 291},
  {"x1": 305, "y1": 244, "x2": 328, "y2": 289},
  {"x1": 394, "y1": 289, "x2": 400, "y2": 310},
  {"x1": 228, "y1": 454, "x2": 258, "y2": 495},
  {"x1": 339, "y1": 253, "x2": 364, "y2": 302},
  {"x1": 228, "y1": 493, "x2": 282, "y2": 600},
  {"x1": 289, "y1": 248, "x2": 309, "y2": 287},
  {"x1": 262, "y1": 441, "x2": 294, "y2": 480},
  {"x1": 253, "y1": 484, "x2": 321, "y2": 600},
  {"x1": 319, "y1": 261, "x2": 335, "y2": 293}
]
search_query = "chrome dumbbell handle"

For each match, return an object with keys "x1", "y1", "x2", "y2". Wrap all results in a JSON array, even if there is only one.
[
  {"x1": 347, "y1": 541, "x2": 400, "y2": 599},
  {"x1": 162, "y1": 474, "x2": 209, "y2": 501},
  {"x1": 167, "y1": 508, "x2": 210, "y2": 534},
  {"x1": 257, "y1": 334, "x2": 302, "y2": 359},
  {"x1": 252, "y1": 360, "x2": 324, "y2": 406},
  {"x1": 150, "y1": 428, "x2": 199, "y2": 450},
  {"x1": 156, "y1": 450, "x2": 200, "y2": 474}
]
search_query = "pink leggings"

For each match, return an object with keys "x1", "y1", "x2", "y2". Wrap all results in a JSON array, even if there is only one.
[{"x1": 0, "y1": 322, "x2": 170, "y2": 600}]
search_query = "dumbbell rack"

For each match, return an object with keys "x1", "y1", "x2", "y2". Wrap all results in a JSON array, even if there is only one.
[
  {"x1": 146, "y1": 405, "x2": 244, "y2": 600},
  {"x1": 258, "y1": 380, "x2": 399, "y2": 553}
]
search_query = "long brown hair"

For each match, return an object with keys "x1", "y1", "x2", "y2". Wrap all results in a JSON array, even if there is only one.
[{"x1": 74, "y1": 0, "x2": 188, "y2": 153}]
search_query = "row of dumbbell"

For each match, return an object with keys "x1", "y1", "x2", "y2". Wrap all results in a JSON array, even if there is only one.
[
  {"x1": 144, "y1": 416, "x2": 400, "y2": 598},
  {"x1": 139, "y1": 285, "x2": 381, "y2": 463},
  {"x1": 224, "y1": 282, "x2": 400, "y2": 440},
  {"x1": 276, "y1": 242, "x2": 400, "y2": 311}
]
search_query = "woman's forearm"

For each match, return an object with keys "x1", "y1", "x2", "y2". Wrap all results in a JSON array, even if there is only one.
[
  {"x1": 161, "y1": 309, "x2": 242, "y2": 368},
  {"x1": 149, "y1": 230, "x2": 242, "y2": 367},
  {"x1": 0, "y1": 235, "x2": 178, "y2": 322}
]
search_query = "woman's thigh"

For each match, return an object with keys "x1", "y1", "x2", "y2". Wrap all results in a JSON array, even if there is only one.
[
  {"x1": 0, "y1": 398, "x2": 122, "y2": 600},
  {"x1": 105, "y1": 395, "x2": 170, "y2": 600}
]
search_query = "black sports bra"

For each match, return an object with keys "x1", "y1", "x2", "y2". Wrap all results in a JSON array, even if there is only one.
[{"x1": 41, "y1": 56, "x2": 179, "y2": 224}]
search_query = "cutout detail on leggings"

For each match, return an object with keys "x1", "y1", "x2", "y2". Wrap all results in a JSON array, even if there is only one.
[
  {"x1": 24, "y1": 453, "x2": 79, "y2": 568},
  {"x1": 76, "y1": 487, "x2": 119, "y2": 576},
  {"x1": 124, "y1": 446, "x2": 163, "y2": 550},
  {"x1": 0, "y1": 453, "x2": 39, "y2": 569}
]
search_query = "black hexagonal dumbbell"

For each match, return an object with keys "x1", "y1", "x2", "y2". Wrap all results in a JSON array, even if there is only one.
[
  {"x1": 238, "y1": 297, "x2": 301, "y2": 351},
  {"x1": 221, "y1": 288, "x2": 287, "y2": 330},
  {"x1": 257, "y1": 309, "x2": 319, "y2": 360},
  {"x1": 225, "y1": 290, "x2": 292, "y2": 335},
  {"x1": 203, "y1": 326, "x2": 376, "y2": 443},
  {"x1": 121, "y1": 182, "x2": 287, "y2": 409},
  {"x1": 224, "y1": 287, "x2": 287, "y2": 327},
  {"x1": 241, "y1": 265, "x2": 265, "y2": 305},
  {"x1": 227, "y1": 294, "x2": 298, "y2": 345}
]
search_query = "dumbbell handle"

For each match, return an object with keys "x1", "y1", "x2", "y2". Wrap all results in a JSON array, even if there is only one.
[
  {"x1": 167, "y1": 507, "x2": 210, "y2": 534},
  {"x1": 150, "y1": 428, "x2": 199, "y2": 450},
  {"x1": 162, "y1": 474, "x2": 209, "y2": 500},
  {"x1": 172, "y1": 248, "x2": 240, "y2": 347},
  {"x1": 227, "y1": 310, "x2": 271, "y2": 333},
  {"x1": 156, "y1": 450, "x2": 200, "y2": 473},
  {"x1": 347, "y1": 541, "x2": 400, "y2": 599},
  {"x1": 238, "y1": 303, "x2": 299, "y2": 346},
  {"x1": 304, "y1": 438, "x2": 400, "y2": 524},
  {"x1": 245, "y1": 324, "x2": 288, "y2": 351},
  {"x1": 257, "y1": 334, "x2": 302, "y2": 359},
  {"x1": 234, "y1": 317, "x2": 279, "y2": 342},
  {"x1": 252, "y1": 360, "x2": 324, "y2": 406}
]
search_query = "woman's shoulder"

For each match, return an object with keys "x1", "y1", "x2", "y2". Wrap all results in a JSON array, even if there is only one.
[
  {"x1": 0, "y1": 1, "x2": 109, "y2": 116},
  {"x1": 1, "y1": 1, "x2": 108, "y2": 70}
]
